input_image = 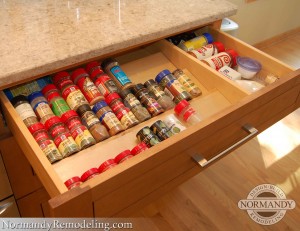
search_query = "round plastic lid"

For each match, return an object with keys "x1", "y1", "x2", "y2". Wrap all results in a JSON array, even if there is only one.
[
  {"x1": 203, "y1": 32, "x2": 213, "y2": 44},
  {"x1": 41, "y1": 84, "x2": 58, "y2": 96},
  {"x1": 10, "y1": 95, "x2": 28, "y2": 106},
  {"x1": 64, "y1": 176, "x2": 81, "y2": 188},
  {"x1": 52, "y1": 71, "x2": 70, "y2": 85},
  {"x1": 44, "y1": 116, "x2": 62, "y2": 130},
  {"x1": 101, "y1": 58, "x2": 117, "y2": 70},
  {"x1": 61, "y1": 110, "x2": 78, "y2": 123},
  {"x1": 98, "y1": 159, "x2": 117, "y2": 173},
  {"x1": 183, "y1": 109, "x2": 196, "y2": 122},
  {"x1": 76, "y1": 104, "x2": 92, "y2": 117},
  {"x1": 114, "y1": 150, "x2": 132, "y2": 163},
  {"x1": 212, "y1": 42, "x2": 225, "y2": 53},
  {"x1": 155, "y1": 69, "x2": 172, "y2": 83},
  {"x1": 131, "y1": 142, "x2": 148, "y2": 156},
  {"x1": 86, "y1": 61, "x2": 100, "y2": 74},
  {"x1": 174, "y1": 100, "x2": 190, "y2": 115},
  {"x1": 226, "y1": 49, "x2": 239, "y2": 67},
  {"x1": 92, "y1": 101, "x2": 108, "y2": 114},
  {"x1": 28, "y1": 122, "x2": 45, "y2": 134},
  {"x1": 90, "y1": 68, "x2": 105, "y2": 80},
  {"x1": 71, "y1": 68, "x2": 88, "y2": 83},
  {"x1": 80, "y1": 168, "x2": 99, "y2": 182},
  {"x1": 105, "y1": 93, "x2": 121, "y2": 105},
  {"x1": 27, "y1": 91, "x2": 44, "y2": 103},
  {"x1": 236, "y1": 56, "x2": 262, "y2": 72}
]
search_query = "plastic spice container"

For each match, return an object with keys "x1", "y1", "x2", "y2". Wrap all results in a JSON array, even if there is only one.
[
  {"x1": 11, "y1": 95, "x2": 38, "y2": 127},
  {"x1": 81, "y1": 168, "x2": 100, "y2": 182},
  {"x1": 90, "y1": 69, "x2": 119, "y2": 97},
  {"x1": 236, "y1": 56, "x2": 262, "y2": 79},
  {"x1": 114, "y1": 150, "x2": 133, "y2": 164},
  {"x1": 64, "y1": 176, "x2": 82, "y2": 190},
  {"x1": 86, "y1": 61, "x2": 103, "y2": 75},
  {"x1": 105, "y1": 93, "x2": 139, "y2": 129},
  {"x1": 61, "y1": 110, "x2": 96, "y2": 150},
  {"x1": 136, "y1": 126, "x2": 161, "y2": 147},
  {"x1": 144, "y1": 79, "x2": 175, "y2": 110},
  {"x1": 187, "y1": 42, "x2": 225, "y2": 60},
  {"x1": 76, "y1": 104, "x2": 109, "y2": 142},
  {"x1": 201, "y1": 49, "x2": 239, "y2": 70},
  {"x1": 28, "y1": 91, "x2": 55, "y2": 124},
  {"x1": 172, "y1": 69, "x2": 202, "y2": 98},
  {"x1": 45, "y1": 116, "x2": 80, "y2": 157},
  {"x1": 178, "y1": 33, "x2": 213, "y2": 51},
  {"x1": 28, "y1": 122, "x2": 63, "y2": 163},
  {"x1": 163, "y1": 114, "x2": 186, "y2": 134},
  {"x1": 42, "y1": 84, "x2": 71, "y2": 116},
  {"x1": 98, "y1": 159, "x2": 117, "y2": 173},
  {"x1": 131, "y1": 142, "x2": 148, "y2": 156},
  {"x1": 119, "y1": 89, "x2": 151, "y2": 122},
  {"x1": 132, "y1": 84, "x2": 164, "y2": 117},
  {"x1": 101, "y1": 58, "x2": 135, "y2": 90},
  {"x1": 92, "y1": 101, "x2": 124, "y2": 136},
  {"x1": 71, "y1": 68, "x2": 104, "y2": 105},
  {"x1": 155, "y1": 70, "x2": 191, "y2": 104},
  {"x1": 150, "y1": 120, "x2": 174, "y2": 141},
  {"x1": 52, "y1": 71, "x2": 74, "y2": 90},
  {"x1": 174, "y1": 100, "x2": 201, "y2": 125}
]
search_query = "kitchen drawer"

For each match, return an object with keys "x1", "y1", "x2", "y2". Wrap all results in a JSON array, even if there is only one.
[
  {"x1": 0, "y1": 196, "x2": 20, "y2": 217},
  {"x1": 0, "y1": 27, "x2": 299, "y2": 217}
]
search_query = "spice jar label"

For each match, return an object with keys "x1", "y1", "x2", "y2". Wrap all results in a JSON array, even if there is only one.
[
  {"x1": 164, "y1": 88, "x2": 174, "y2": 100},
  {"x1": 71, "y1": 127, "x2": 95, "y2": 149},
  {"x1": 110, "y1": 66, "x2": 131, "y2": 86},
  {"x1": 35, "y1": 102, "x2": 53, "y2": 119},
  {"x1": 95, "y1": 76, "x2": 118, "y2": 97},
  {"x1": 124, "y1": 94, "x2": 141, "y2": 108},
  {"x1": 167, "y1": 79, "x2": 186, "y2": 95},
  {"x1": 65, "y1": 90, "x2": 88, "y2": 110},
  {"x1": 15, "y1": 104, "x2": 36, "y2": 120},
  {"x1": 102, "y1": 112, "x2": 122, "y2": 129},
  {"x1": 82, "y1": 111, "x2": 100, "y2": 128},
  {"x1": 119, "y1": 111, "x2": 138, "y2": 128},
  {"x1": 54, "y1": 134, "x2": 78, "y2": 156},
  {"x1": 40, "y1": 140, "x2": 61, "y2": 160},
  {"x1": 51, "y1": 99, "x2": 70, "y2": 116},
  {"x1": 205, "y1": 53, "x2": 231, "y2": 70},
  {"x1": 177, "y1": 74, "x2": 197, "y2": 92}
]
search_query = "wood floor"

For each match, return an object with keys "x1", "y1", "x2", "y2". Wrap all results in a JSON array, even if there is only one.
[{"x1": 137, "y1": 32, "x2": 300, "y2": 230}]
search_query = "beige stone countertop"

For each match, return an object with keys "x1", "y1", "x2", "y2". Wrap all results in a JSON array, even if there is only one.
[{"x1": 0, "y1": 0, "x2": 237, "y2": 89}]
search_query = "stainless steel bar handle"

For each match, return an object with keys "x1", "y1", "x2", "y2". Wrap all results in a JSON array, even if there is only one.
[
  {"x1": 0, "y1": 201, "x2": 13, "y2": 215},
  {"x1": 192, "y1": 124, "x2": 258, "y2": 167}
]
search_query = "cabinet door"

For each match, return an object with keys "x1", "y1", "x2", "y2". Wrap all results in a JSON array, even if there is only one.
[{"x1": 0, "y1": 196, "x2": 20, "y2": 217}]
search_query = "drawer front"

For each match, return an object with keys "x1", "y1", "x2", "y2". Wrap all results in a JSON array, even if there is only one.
[{"x1": 0, "y1": 196, "x2": 20, "y2": 217}]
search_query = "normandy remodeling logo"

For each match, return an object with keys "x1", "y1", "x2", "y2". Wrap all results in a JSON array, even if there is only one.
[{"x1": 238, "y1": 184, "x2": 295, "y2": 225}]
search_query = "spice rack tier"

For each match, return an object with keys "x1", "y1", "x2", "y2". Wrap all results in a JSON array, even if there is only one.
[{"x1": 0, "y1": 27, "x2": 299, "y2": 217}]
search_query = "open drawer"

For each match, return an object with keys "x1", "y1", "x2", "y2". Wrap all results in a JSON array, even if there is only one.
[{"x1": 0, "y1": 27, "x2": 299, "y2": 217}]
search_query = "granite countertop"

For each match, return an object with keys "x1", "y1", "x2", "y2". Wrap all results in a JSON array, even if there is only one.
[{"x1": 0, "y1": 0, "x2": 237, "y2": 89}]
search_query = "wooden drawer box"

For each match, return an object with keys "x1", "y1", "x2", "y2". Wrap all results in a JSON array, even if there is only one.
[{"x1": 0, "y1": 27, "x2": 299, "y2": 217}]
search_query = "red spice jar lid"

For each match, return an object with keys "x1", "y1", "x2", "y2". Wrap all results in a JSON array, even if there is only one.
[
  {"x1": 98, "y1": 159, "x2": 117, "y2": 173},
  {"x1": 105, "y1": 93, "x2": 121, "y2": 105},
  {"x1": 86, "y1": 61, "x2": 101, "y2": 74},
  {"x1": 80, "y1": 168, "x2": 99, "y2": 182},
  {"x1": 114, "y1": 150, "x2": 132, "y2": 164},
  {"x1": 226, "y1": 49, "x2": 239, "y2": 67},
  {"x1": 28, "y1": 122, "x2": 45, "y2": 134},
  {"x1": 71, "y1": 68, "x2": 89, "y2": 84},
  {"x1": 212, "y1": 41, "x2": 225, "y2": 53},
  {"x1": 61, "y1": 110, "x2": 78, "y2": 123},
  {"x1": 41, "y1": 84, "x2": 58, "y2": 96},
  {"x1": 44, "y1": 116, "x2": 62, "y2": 130},
  {"x1": 174, "y1": 100, "x2": 190, "y2": 115},
  {"x1": 64, "y1": 176, "x2": 82, "y2": 188},
  {"x1": 53, "y1": 71, "x2": 71, "y2": 85},
  {"x1": 131, "y1": 142, "x2": 148, "y2": 156},
  {"x1": 90, "y1": 68, "x2": 105, "y2": 81},
  {"x1": 47, "y1": 92, "x2": 61, "y2": 102},
  {"x1": 183, "y1": 109, "x2": 196, "y2": 122}
]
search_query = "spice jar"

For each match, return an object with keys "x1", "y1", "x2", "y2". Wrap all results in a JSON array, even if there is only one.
[
  {"x1": 86, "y1": 61, "x2": 103, "y2": 75},
  {"x1": 90, "y1": 69, "x2": 119, "y2": 97},
  {"x1": 119, "y1": 89, "x2": 151, "y2": 122},
  {"x1": 28, "y1": 91, "x2": 55, "y2": 124},
  {"x1": 80, "y1": 168, "x2": 100, "y2": 182},
  {"x1": 150, "y1": 120, "x2": 174, "y2": 141},
  {"x1": 52, "y1": 71, "x2": 74, "y2": 90},
  {"x1": 132, "y1": 84, "x2": 164, "y2": 117},
  {"x1": 187, "y1": 42, "x2": 225, "y2": 60},
  {"x1": 105, "y1": 93, "x2": 139, "y2": 129},
  {"x1": 45, "y1": 116, "x2": 80, "y2": 157},
  {"x1": 155, "y1": 70, "x2": 191, "y2": 104},
  {"x1": 131, "y1": 142, "x2": 148, "y2": 156},
  {"x1": 174, "y1": 100, "x2": 201, "y2": 125},
  {"x1": 98, "y1": 159, "x2": 117, "y2": 173},
  {"x1": 114, "y1": 150, "x2": 133, "y2": 164},
  {"x1": 201, "y1": 49, "x2": 238, "y2": 70},
  {"x1": 28, "y1": 122, "x2": 63, "y2": 163},
  {"x1": 61, "y1": 110, "x2": 96, "y2": 150},
  {"x1": 136, "y1": 126, "x2": 161, "y2": 147},
  {"x1": 76, "y1": 104, "x2": 109, "y2": 142},
  {"x1": 42, "y1": 84, "x2": 71, "y2": 116},
  {"x1": 172, "y1": 69, "x2": 202, "y2": 98},
  {"x1": 144, "y1": 79, "x2": 175, "y2": 110},
  {"x1": 163, "y1": 114, "x2": 186, "y2": 134},
  {"x1": 11, "y1": 95, "x2": 38, "y2": 127},
  {"x1": 92, "y1": 101, "x2": 124, "y2": 136},
  {"x1": 101, "y1": 58, "x2": 135, "y2": 90},
  {"x1": 64, "y1": 176, "x2": 82, "y2": 190},
  {"x1": 71, "y1": 68, "x2": 104, "y2": 105},
  {"x1": 178, "y1": 32, "x2": 213, "y2": 51}
]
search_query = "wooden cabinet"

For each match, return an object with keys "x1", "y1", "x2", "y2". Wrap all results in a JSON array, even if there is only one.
[{"x1": 0, "y1": 25, "x2": 299, "y2": 217}]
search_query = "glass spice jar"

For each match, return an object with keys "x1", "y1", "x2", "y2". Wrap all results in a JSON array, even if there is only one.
[
  {"x1": 11, "y1": 95, "x2": 38, "y2": 127},
  {"x1": 174, "y1": 100, "x2": 202, "y2": 125},
  {"x1": 80, "y1": 168, "x2": 100, "y2": 182},
  {"x1": 92, "y1": 101, "x2": 124, "y2": 136},
  {"x1": 44, "y1": 116, "x2": 80, "y2": 157},
  {"x1": 71, "y1": 68, "x2": 104, "y2": 106},
  {"x1": 28, "y1": 91, "x2": 55, "y2": 124},
  {"x1": 136, "y1": 126, "x2": 161, "y2": 147},
  {"x1": 172, "y1": 69, "x2": 202, "y2": 98},
  {"x1": 114, "y1": 150, "x2": 133, "y2": 164},
  {"x1": 144, "y1": 79, "x2": 175, "y2": 110},
  {"x1": 105, "y1": 93, "x2": 139, "y2": 129},
  {"x1": 119, "y1": 89, "x2": 151, "y2": 122},
  {"x1": 150, "y1": 120, "x2": 174, "y2": 141},
  {"x1": 132, "y1": 84, "x2": 164, "y2": 117},
  {"x1": 130, "y1": 142, "x2": 148, "y2": 156},
  {"x1": 155, "y1": 70, "x2": 191, "y2": 104},
  {"x1": 76, "y1": 104, "x2": 110, "y2": 142},
  {"x1": 90, "y1": 69, "x2": 119, "y2": 97},
  {"x1": 64, "y1": 176, "x2": 82, "y2": 190},
  {"x1": 98, "y1": 159, "x2": 117, "y2": 173},
  {"x1": 101, "y1": 58, "x2": 135, "y2": 90},
  {"x1": 61, "y1": 110, "x2": 96, "y2": 150},
  {"x1": 28, "y1": 122, "x2": 63, "y2": 163}
]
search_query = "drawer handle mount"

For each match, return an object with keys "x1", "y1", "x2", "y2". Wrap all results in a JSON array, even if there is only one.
[{"x1": 192, "y1": 124, "x2": 258, "y2": 167}]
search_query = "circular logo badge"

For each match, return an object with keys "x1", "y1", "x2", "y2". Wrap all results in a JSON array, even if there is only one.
[{"x1": 238, "y1": 184, "x2": 295, "y2": 225}]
